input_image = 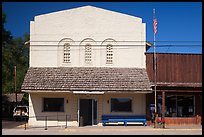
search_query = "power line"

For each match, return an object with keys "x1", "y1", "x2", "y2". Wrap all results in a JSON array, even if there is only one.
[
  {"x1": 28, "y1": 40, "x2": 202, "y2": 42},
  {"x1": 27, "y1": 44, "x2": 202, "y2": 48},
  {"x1": 29, "y1": 46, "x2": 201, "y2": 51}
]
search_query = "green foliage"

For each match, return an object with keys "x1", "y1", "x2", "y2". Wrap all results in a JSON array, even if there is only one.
[
  {"x1": 2, "y1": 10, "x2": 12, "y2": 45},
  {"x1": 2, "y1": 10, "x2": 29, "y2": 96},
  {"x1": 22, "y1": 92, "x2": 29, "y2": 105}
]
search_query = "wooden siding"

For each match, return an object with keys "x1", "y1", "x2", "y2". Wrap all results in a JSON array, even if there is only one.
[
  {"x1": 145, "y1": 53, "x2": 202, "y2": 84},
  {"x1": 164, "y1": 116, "x2": 202, "y2": 125},
  {"x1": 146, "y1": 116, "x2": 202, "y2": 126}
]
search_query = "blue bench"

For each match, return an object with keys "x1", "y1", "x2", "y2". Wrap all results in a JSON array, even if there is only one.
[{"x1": 101, "y1": 115, "x2": 146, "y2": 126}]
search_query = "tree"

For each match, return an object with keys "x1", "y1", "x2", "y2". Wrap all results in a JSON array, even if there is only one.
[
  {"x1": 2, "y1": 10, "x2": 13, "y2": 93},
  {"x1": 2, "y1": 10, "x2": 12, "y2": 45},
  {"x1": 2, "y1": 10, "x2": 29, "y2": 96}
]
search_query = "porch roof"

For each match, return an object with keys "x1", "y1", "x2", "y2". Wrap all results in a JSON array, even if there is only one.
[
  {"x1": 2, "y1": 93, "x2": 24, "y2": 103},
  {"x1": 21, "y1": 67, "x2": 152, "y2": 92}
]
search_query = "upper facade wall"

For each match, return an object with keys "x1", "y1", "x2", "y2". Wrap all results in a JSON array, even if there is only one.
[
  {"x1": 146, "y1": 53, "x2": 202, "y2": 83},
  {"x1": 30, "y1": 6, "x2": 146, "y2": 68}
]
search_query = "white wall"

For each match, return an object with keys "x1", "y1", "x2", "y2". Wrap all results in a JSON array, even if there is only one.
[
  {"x1": 30, "y1": 6, "x2": 146, "y2": 68},
  {"x1": 28, "y1": 92, "x2": 146, "y2": 127}
]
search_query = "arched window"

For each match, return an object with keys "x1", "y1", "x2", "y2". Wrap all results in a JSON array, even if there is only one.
[
  {"x1": 63, "y1": 43, "x2": 71, "y2": 63},
  {"x1": 85, "y1": 44, "x2": 92, "y2": 63},
  {"x1": 106, "y1": 44, "x2": 113, "y2": 64}
]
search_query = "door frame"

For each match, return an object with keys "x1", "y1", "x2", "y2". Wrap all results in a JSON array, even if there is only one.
[{"x1": 78, "y1": 97, "x2": 98, "y2": 126}]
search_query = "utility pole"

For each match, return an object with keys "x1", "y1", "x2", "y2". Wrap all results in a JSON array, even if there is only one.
[
  {"x1": 14, "y1": 66, "x2": 17, "y2": 106},
  {"x1": 153, "y1": 8, "x2": 158, "y2": 127}
]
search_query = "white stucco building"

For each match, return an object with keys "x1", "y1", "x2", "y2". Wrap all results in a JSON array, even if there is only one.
[{"x1": 22, "y1": 5, "x2": 151, "y2": 127}]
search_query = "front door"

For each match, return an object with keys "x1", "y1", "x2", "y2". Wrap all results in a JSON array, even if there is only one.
[{"x1": 79, "y1": 99, "x2": 97, "y2": 126}]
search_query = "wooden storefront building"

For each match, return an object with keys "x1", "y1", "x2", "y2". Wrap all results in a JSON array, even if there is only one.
[{"x1": 145, "y1": 45, "x2": 202, "y2": 125}]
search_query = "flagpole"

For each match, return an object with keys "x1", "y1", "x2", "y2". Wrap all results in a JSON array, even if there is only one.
[{"x1": 153, "y1": 8, "x2": 157, "y2": 123}]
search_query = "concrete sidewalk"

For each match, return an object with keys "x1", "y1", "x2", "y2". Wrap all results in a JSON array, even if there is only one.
[
  {"x1": 2, "y1": 125, "x2": 202, "y2": 135},
  {"x1": 3, "y1": 120, "x2": 202, "y2": 135},
  {"x1": 21, "y1": 124, "x2": 202, "y2": 131},
  {"x1": 16, "y1": 123, "x2": 202, "y2": 130}
]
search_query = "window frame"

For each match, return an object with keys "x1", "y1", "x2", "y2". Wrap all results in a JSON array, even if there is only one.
[
  {"x1": 106, "y1": 44, "x2": 113, "y2": 64},
  {"x1": 164, "y1": 95, "x2": 195, "y2": 117},
  {"x1": 42, "y1": 98, "x2": 65, "y2": 112},
  {"x1": 110, "y1": 98, "x2": 132, "y2": 112},
  {"x1": 63, "y1": 43, "x2": 71, "y2": 63},
  {"x1": 85, "y1": 43, "x2": 92, "y2": 64}
]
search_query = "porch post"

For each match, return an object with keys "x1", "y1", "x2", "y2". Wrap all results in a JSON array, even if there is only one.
[
  {"x1": 162, "y1": 91, "x2": 165, "y2": 128},
  {"x1": 92, "y1": 99, "x2": 94, "y2": 125},
  {"x1": 77, "y1": 96, "x2": 79, "y2": 127}
]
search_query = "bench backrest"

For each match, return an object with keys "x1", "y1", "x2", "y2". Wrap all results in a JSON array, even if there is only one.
[{"x1": 102, "y1": 115, "x2": 146, "y2": 120}]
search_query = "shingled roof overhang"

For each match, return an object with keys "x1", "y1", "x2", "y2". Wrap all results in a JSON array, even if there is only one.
[{"x1": 21, "y1": 67, "x2": 152, "y2": 93}]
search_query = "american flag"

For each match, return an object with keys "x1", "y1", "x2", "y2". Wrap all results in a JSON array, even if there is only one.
[{"x1": 153, "y1": 18, "x2": 157, "y2": 34}]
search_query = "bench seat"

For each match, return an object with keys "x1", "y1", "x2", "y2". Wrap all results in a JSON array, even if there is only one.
[{"x1": 102, "y1": 115, "x2": 146, "y2": 126}]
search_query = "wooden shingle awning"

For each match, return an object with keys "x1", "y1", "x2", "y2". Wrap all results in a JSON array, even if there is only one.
[
  {"x1": 21, "y1": 67, "x2": 152, "y2": 93},
  {"x1": 2, "y1": 93, "x2": 24, "y2": 103}
]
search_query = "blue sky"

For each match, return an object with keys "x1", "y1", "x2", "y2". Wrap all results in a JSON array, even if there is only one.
[{"x1": 2, "y1": 2, "x2": 202, "y2": 45}]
